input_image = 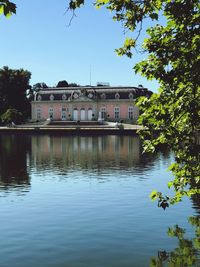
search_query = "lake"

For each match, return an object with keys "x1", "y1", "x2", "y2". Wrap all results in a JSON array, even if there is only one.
[{"x1": 0, "y1": 134, "x2": 199, "y2": 267}]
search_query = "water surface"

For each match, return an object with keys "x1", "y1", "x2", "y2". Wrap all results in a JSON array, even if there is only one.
[{"x1": 0, "y1": 134, "x2": 199, "y2": 267}]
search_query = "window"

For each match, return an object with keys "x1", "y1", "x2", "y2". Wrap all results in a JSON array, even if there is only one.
[
  {"x1": 61, "y1": 107, "x2": 67, "y2": 120},
  {"x1": 115, "y1": 93, "x2": 120, "y2": 99},
  {"x1": 100, "y1": 107, "x2": 106, "y2": 119},
  {"x1": 101, "y1": 93, "x2": 106, "y2": 99},
  {"x1": 49, "y1": 107, "x2": 54, "y2": 119},
  {"x1": 114, "y1": 107, "x2": 120, "y2": 120},
  {"x1": 128, "y1": 106, "x2": 134, "y2": 120},
  {"x1": 37, "y1": 94, "x2": 42, "y2": 101},
  {"x1": 50, "y1": 94, "x2": 54, "y2": 101},
  {"x1": 74, "y1": 93, "x2": 79, "y2": 99},
  {"x1": 36, "y1": 108, "x2": 41, "y2": 120},
  {"x1": 88, "y1": 93, "x2": 93, "y2": 99},
  {"x1": 62, "y1": 94, "x2": 67, "y2": 100},
  {"x1": 129, "y1": 93, "x2": 134, "y2": 99}
]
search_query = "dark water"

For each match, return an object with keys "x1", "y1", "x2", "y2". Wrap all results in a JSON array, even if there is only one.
[{"x1": 0, "y1": 134, "x2": 199, "y2": 267}]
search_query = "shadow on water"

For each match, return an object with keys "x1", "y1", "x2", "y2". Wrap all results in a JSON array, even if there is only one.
[{"x1": 0, "y1": 134, "x2": 31, "y2": 194}]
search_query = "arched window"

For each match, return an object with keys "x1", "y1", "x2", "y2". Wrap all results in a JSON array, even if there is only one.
[
  {"x1": 80, "y1": 108, "x2": 86, "y2": 120},
  {"x1": 37, "y1": 94, "x2": 42, "y2": 101},
  {"x1": 88, "y1": 108, "x2": 93, "y2": 120}
]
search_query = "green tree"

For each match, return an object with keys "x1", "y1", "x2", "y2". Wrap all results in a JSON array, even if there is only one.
[
  {"x1": 68, "y1": 0, "x2": 200, "y2": 206},
  {"x1": 33, "y1": 82, "x2": 48, "y2": 90},
  {"x1": 0, "y1": 0, "x2": 16, "y2": 17},
  {"x1": 0, "y1": 66, "x2": 31, "y2": 119},
  {"x1": 1, "y1": 108, "x2": 23, "y2": 124},
  {"x1": 56, "y1": 80, "x2": 69, "y2": 87}
]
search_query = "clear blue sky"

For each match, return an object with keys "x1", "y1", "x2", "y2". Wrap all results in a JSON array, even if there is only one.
[{"x1": 0, "y1": 0, "x2": 159, "y2": 92}]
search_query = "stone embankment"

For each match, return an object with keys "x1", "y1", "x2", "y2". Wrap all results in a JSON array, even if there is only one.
[{"x1": 0, "y1": 121, "x2": 144, "y2": 135}]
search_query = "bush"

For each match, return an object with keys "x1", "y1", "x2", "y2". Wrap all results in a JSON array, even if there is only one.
[{"x1": 1, "y1": 108, "x2": 23, "y2": 125}]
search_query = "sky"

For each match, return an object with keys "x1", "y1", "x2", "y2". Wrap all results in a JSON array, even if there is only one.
[{"x1": 0, "y1": 0, "x2": 160, "y2": 92}]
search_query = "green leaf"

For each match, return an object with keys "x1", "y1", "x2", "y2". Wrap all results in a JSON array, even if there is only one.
[{"x1": 150, "y1": 190, "x2": 158, "y2": 201}]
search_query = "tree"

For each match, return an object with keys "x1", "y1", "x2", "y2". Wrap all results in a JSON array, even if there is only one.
[
  {"x1": 26, "y1": 82, "x2": 48, "y2": 102},
  {"x1": 0, "y1": 0, "x2": 16, "y2": 17},
  {"x1": 0, "y1": 66, "x2": 31, "y2": 119},
  {"x1": 32, "y1": 82, "x2": 48, "y2": 90},
  {"x1": 1, "y1": 108, "x2": 23, "y2": 124},
  {"x1": 56, "y1": 80, "x2": 69, "y2": 87},
  {"x1": 68, "y1": 0, "x2": 200, "y2": 207},
  {"x1": 68, "y1": 82, "x2": 80, "y2": 87}
]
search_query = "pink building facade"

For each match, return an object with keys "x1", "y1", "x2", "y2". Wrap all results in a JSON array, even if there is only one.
[{"x1": 31, "y1": 86, "x2": 152, "y2": 122}]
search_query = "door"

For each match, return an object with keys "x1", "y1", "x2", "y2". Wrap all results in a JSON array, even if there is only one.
[
  {"x1": 80, "y1": 109, "x2": 86, "y2": 120},
  {"x1": 88, "y1": 108, "x2": 93, "y2": 120},
  {"x1": 73, "y1": 109, "x2": 78, "y2": 121}
]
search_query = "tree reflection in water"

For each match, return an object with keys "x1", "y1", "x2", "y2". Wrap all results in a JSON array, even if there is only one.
[
  {"x1": 151, "y1": 216, "x2": 200, "y2": 266},
  {"x1": 0, "y1": 134, "x2": 31, "y2": 193}
]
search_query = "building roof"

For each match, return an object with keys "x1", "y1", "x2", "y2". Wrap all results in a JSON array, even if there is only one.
[{"x1": 33, "y1": 86, "x2": 152, "y2": 102}]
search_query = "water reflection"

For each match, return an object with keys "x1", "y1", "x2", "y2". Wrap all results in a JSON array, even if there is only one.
[
  {"x1": 31, "y1": 135, "x2": 161, "y2": 174},
  {"x1": 0, "y1": 134, "x2": 169, "y2": 192},
  {"x1": 0, "y1": 134, "x2": 199, "y2": 267},
  {"x1": 151, "y1": 216, "x2": 200, "y2": 267},
  {"x1": 0, "y1": 134, "x2": 31, "y2": 193}
]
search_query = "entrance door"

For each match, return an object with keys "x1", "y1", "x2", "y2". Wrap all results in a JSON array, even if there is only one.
[
  {"x1": 88, "y1": 108, "x2": 93, "y2": 120},
  {"x1": 73, "y1": 109, "x2": 78, "y2": 120},
  {"x1": 80, "y1": 109, "x2": 86, "y2": 120}
]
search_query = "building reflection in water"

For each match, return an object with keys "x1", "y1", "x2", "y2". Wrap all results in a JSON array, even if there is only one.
[
  {"x1": 31, "y1": 135, "x2": 160, "y2": 174},
  {"x1": 0, "y1": 134, "x2": 170, "y2": 191},
  {"x1": 0, "y1": 134, "x2": 31, "y2": 193}
]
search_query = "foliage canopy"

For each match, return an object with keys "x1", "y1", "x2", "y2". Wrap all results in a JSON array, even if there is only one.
[
  {"x1": 0, "y1": 0, "x2": 16, "y2": 17},
  {"x1": 0, "y1": 66, "x2": 31, "y2": 120},
  {"x1": 68, "y1": 0, "x2": 200, "y2": 207}
]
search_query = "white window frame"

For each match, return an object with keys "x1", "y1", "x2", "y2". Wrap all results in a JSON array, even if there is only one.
[
  {"x1": 49, "y1": 107, "x2": 54, "y2": 119},
  {"x1": 100, "y1": 107, "x2": 106, "y2": 119},
  {"x1": 114, "y1": 107, "x2": 120, "y2": 120},
  {"x1": 36, "y1": 107, "x2": 41, "y2": 120},
  {"x1": 128, "y1": 106, "x2": 134, "y2": 120}
]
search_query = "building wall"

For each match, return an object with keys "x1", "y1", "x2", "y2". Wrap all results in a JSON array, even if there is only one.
[
  {"x1": 32, "y1": 100, "x2": 139, "y2": 120},
  {"x1": 32, "y1": 100, "x2": 139, "y2": 122}
]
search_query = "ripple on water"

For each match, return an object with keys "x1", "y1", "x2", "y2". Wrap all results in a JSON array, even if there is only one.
[{"x1": 0, "y1": 135, "x2": 198, "y2": 267}]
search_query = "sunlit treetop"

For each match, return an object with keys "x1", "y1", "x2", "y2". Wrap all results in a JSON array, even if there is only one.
[
  {"x1": 68, "y1": 0, "x2": 200, "y2": 208},
  {"x1": 0, "y1": 0, "x2": 16, "y2": 17}
]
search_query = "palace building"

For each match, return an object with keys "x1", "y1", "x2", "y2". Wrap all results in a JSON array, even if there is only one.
[{"x1": 31, "y1": 85, "x2": 152, "y2": 122}]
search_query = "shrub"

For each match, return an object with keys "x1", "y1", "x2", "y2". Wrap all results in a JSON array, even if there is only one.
[{"x1": 1, "y1": 108, "x2": 23, "y2": 125}]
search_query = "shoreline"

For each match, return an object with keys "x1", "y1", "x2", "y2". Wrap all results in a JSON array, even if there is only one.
[{"x1": 0, "y1": 123, "x2": 143, "y2": 135}]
